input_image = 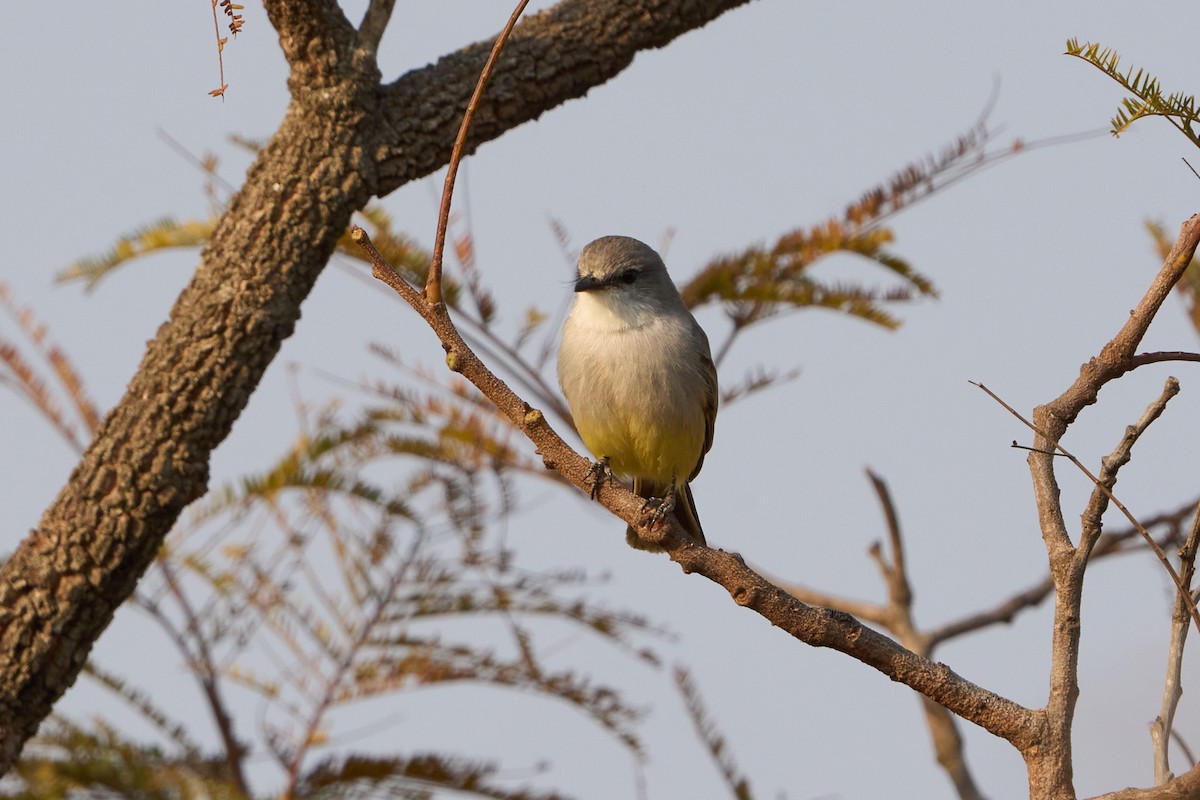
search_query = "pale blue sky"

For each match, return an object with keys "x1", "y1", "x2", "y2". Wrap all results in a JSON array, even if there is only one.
[{"x1": 4, "y1": 2, "x2": 1200, "y2": 798}]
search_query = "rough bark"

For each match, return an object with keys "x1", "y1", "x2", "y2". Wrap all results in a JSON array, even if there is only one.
[{"x1": 0, "y1": 0, "x2": 755, "y2": 773}]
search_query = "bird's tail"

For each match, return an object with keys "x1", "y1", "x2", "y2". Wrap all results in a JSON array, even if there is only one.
[{"x1": 626, "y1": 478, "x2": 706, "y2": 551}]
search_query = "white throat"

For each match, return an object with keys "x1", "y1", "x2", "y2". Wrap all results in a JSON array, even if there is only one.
[{"x1": 571, "y1": 289, "x2": 660, "y2": 332}]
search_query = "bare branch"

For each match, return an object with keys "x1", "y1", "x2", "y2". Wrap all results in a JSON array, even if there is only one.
[
  {"x1": 357, "y1": 0, "x2": 396, "y2": 54},
  {"x1": 1022, "y1": 215, "x2": 1200, "y2": 798},
  {"x1": 769, "y1": 578, "x2": 891, "y2": 626},
  {"x1": 154, "y1": 562, "x2": 251, "y2": 798},
  {"x1": 1131, "y1": 351, "x2": 1200, "y2": 368},
  {"x1": 1027, "y1": 214, "x2": 1200, "y2": 561},
  {"x1": 1170, "y1": 729, "x2": 1197, "y2": 772},
  {"x1": 355, "y1": 227, "x2": 1039, "y2": 747},
  {"x1": 928, "y1": 576, "x2": 1055, "y2": 648},
  {"x1": 1152, "y1": 504, "x2": 1200, "y2": 784},
  {"x1": 866, "y1": 468, "x2": 913, "y2": 614},
  {"x1": 1080, "y1": 377, "x2": 1181, "y2": 560},
  {"x1": 0, "y1": 0, "x2": 756, "y2": 771},
  {"x1": 928, "y1": 501, "x2": 1197, "y2": 647},
  {"x1": 973, "y1": 379, "x2": 1199, "y2": 632},
  {"x1": 1087, "y1": 759, "x2": 1200, "y2": 799},
  {"x1": 862, "y1": 469, "x2": 985, "y2": 800},
  {"x1": 427, "y1": 0, "x2": 530, "y2": 305}
]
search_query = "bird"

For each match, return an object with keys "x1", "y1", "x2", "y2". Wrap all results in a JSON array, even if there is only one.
[{"x1": 557, "y1": 235, "x2": 717, "y2": 549}]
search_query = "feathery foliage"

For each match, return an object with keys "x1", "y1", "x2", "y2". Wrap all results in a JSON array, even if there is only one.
[
  {"x1": 680, "y1": 118, "x2": 1014, "y2": 339},
  {"x1": 5, "y1": 91, "x2": 1042, "y2": 796},
  {"x1": 297, "y1": 753, "x2": 569, "y2": 800},
  {"x1": 1147, "y1": 219, "x2": 1200, "y2": 335},
  {"x1": 674, "y1": 667, "x2": 754, "y2": 800},
  {"x1": 0, "y1": 283, "x2": 99, "y2": 451},
  {"x1": 9, "y1": 718, "x2": 245, "y2": 800},
  {"x1": 1066, "y1": 39, "x2": 1200, "y2": 147},
  {"x1": 56, "y1": 217, "x2": 217, "y2": 292}
]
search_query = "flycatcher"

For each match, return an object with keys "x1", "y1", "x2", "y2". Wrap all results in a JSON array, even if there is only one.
[{"x1": 557, "y1": 236, "x2": 718, "y2": 548}]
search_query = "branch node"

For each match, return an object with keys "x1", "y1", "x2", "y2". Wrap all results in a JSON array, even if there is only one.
[{"x1": 730, "y1": 583, "x2": 757, "y2": 607}]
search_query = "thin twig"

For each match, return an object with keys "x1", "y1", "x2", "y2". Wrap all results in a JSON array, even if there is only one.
[
  {"x1": 1171, "y1": 728, "x2": 1198, "y2": 770},
  {"x1": 970, "y1": 379, "x2": 1200, "y2": 633},
  {"x1": 866, "y1": 468, "x2": 913, "y2": 612},
  {"x1": 1131, "y1": 351, "x2": 1200, "y2": 368},
  {"x1": 1079, "y1": 378, "x2": 1180, "y2": 558},
  {"x1": 926, "y1": 502, "x2": 1196, "y2": 647},
  {"x1": 155, "y1": 562, "x2": 251, "y2": 798},
  {"x1": 863, "y1": 470, "x2": 984, "y2": 800},
  {"x1": 928, "y1": 575, "x2": 1055, "y2": 649},
  {"x1": 765, "y1": 577, "x2": 891, "y2": 625},
  {"x1": 427, "y1": 0, "x2": 531, "y2": 304},
  {"x1": 1151, "y1": 503, "x2": 1200, "y2": 784},
  {"x1": 209, "y1": 0, "x2": 229, "y2": 99},
  {"x1": 357, "y1": 0, "x2": 397, "y2": 53}
]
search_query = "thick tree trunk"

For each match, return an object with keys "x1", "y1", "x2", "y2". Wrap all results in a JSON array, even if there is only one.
[{"x1": 0, "y1": 0, "x2": 755, "y2": 773}]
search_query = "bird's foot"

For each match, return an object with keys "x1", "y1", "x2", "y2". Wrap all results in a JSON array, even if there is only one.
[
  {"x1": 640, "y1": 476, "x2": 678, "y2": 528},
  {"x1": 586, "y1": 456, "x2": 615, "y2": 500}
]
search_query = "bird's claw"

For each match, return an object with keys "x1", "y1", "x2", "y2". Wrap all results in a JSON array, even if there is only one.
[
  {"x1": 587, "y1": 456, "x2": 615, "y2": 500},
  {"x1": 640, "y1": 476, "x2": 678, "y2": 528}
]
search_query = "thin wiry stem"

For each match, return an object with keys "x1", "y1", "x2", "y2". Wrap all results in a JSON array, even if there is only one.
[
  {"x1": 427, "y1": 0, "x2": 530, "y2": 304},
  {"x1": 155, "y1": 562, "x2": 251, "y2": 798},
  {"x1": 972, "y1": 378, "x2": 1199, "y2": 632}
]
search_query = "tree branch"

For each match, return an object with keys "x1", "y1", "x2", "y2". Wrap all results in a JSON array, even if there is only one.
[
  {"x1": 1152, "y1": 505, "x2": 1200, "y2": 784},
  {"x1": 375, "y1": 0, "x2": 757, "y2": 195},
  {"x1": 354, "y1": 227, "x2": 1040, "y2": 750},
  {"x1": 427, "y1": 0, "x2": 531, "y2": 305},
  {"x1": 1023, "y1": 215, "x2": 1200, "y2": 799},
  {"x1": 357, "y1": 0, "x2": 397, "y2": 54},
  {"x1": 0, "y1": 0, "x2": 756, "y2": 772},
  {"x1": 154, "y1": 562, "x2": 250, "y2": 798},
  {"x1": 1088, "y1": 759, "x2": 1200, "y2": 800},
  {"x1": 926, "y1": 501, "x2": 1196, "y2": 647},
  {"x1": 1130, "y1": 351, "x2": 1200, "y2": 368},
  {"x1": 862, "y1": 469, "x2": 985, "y2": 800}
]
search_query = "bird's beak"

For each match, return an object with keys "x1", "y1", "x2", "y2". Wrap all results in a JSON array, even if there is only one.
[{"x1": 573, "y1": 274, "x2": 604, "y2": 293}]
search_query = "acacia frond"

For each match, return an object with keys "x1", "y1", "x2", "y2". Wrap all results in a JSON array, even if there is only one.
[
  {"x1": 156, "y1": 379, "x2": 661, "y2": 777},
  {"x1": 0, "y1": 284, "x2": 99, "y2": 449},
  {"x1": 1147, "y1": 219, "x2": 1200, "y2": 336},
  {"x1": 674, "y1": 667, "x2": 753, "y2": 800},
  {"x1": 345, "y1": 638, "x2": 644, "y2": 751},
  {"x1": 720, "y1": 365, "x2": 802, "y2": 407},
  {"x1": 682, "y1": 222, "x2": 932, "y2": 331},
  {"x1": 298, "y1": 753, "x2": 569, "y2": 800},
  {"x1": 198, "y1": 417, "x2": 415, "y2": 522},
  {"x1": 514, "y1": 306, "x2": 550, "y2": 351},
  {"x1": 14, "y1": 718, "x2": 244, "y2": 800},
  {"x1": 1066, "y1": 39, "x2": 1200, "y2": 146},
  {"x1": 682, "y1": 186, "x2": 938, "y2": 332},
  {"x1": 374, "y1": 572, "x2": 665, "y2": 665},
  {"x1": 81, "y1": 662, "x2": 203, "y2": 758},
  {"x1": 449, "y1": 215, "x2": 499, "y2": 327},
  {"x1": 843, "y1": 113, "x2": 997, "y2": 228},
  {"x1": 227, "y1": 133, "x2": 265, "y2": 154},
  {"x1": 56, "y1": 217, "x2": 216, "y2": 291}
]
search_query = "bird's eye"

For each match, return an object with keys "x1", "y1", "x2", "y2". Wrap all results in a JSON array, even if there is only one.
[{"x1": 619, "y1": 269, "x2": 638, "y2": 285}]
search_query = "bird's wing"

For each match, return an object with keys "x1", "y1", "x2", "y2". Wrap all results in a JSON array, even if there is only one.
[{"x1": 688, "y1": 349, "x2": 718, "y2": 482}]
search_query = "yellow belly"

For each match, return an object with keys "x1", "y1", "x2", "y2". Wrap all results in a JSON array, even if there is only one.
[{"x1": 576, "y1": 407, "x2": 704, "y2": 483}]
